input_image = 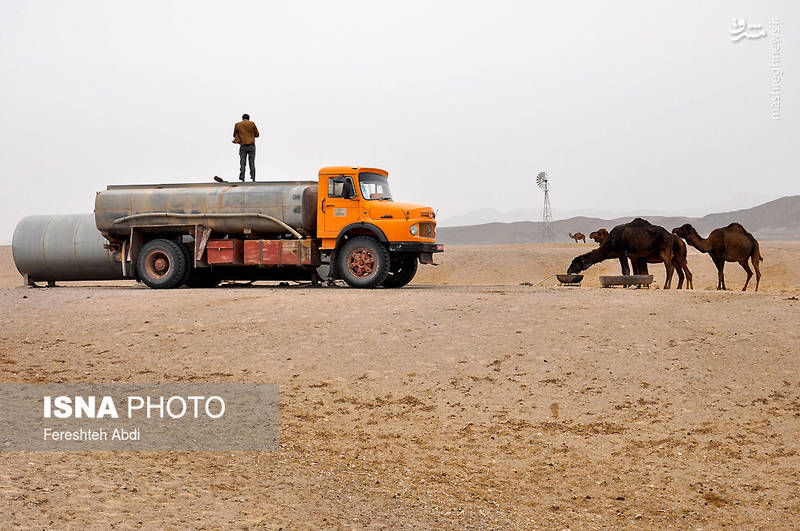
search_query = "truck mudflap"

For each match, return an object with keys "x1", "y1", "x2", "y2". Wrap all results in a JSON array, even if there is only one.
[
  {"x1": 387, "y1": 242, "x2": 444, "y2": 265},
  {"x1": 419, "y1": 253, "x2": 437, "y2": 265}
]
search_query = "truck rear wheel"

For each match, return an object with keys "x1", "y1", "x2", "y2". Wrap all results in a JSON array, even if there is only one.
[
  {"x1": 382, "y1": 255, "x2": 418, "y2": 288},
  {"x1": 137, "y1": 239, "x2": 187, "y2": 289},
  {"x1": 337, "y1": 236, "x2": 389, "y2": 288},
  {"x1": 178, "y1": 244, "x2": 222, "y2": 288}
]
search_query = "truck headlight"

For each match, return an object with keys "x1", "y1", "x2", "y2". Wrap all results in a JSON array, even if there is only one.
[{"x1": 409, "y1": 224, "x2": 419, "y2": 236}]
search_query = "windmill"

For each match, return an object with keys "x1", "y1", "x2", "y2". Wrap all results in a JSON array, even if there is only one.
[{"x1": 536, "y1": 171, "x2": 554, "y2": 241}]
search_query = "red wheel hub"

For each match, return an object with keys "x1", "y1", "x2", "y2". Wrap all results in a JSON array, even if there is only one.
[
  {"x1": 144, "y1": 250, "x2": 171, "y2": 279},
  {"x1": 347, "y1": 248, "x2": 376, "y2": 278}
]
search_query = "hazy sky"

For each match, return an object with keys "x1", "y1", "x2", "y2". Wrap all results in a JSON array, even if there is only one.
[{"x1": 1, "y1": 1, "x2": 796, "y2": 241}]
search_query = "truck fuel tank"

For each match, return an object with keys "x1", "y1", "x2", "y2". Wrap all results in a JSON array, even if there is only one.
[{"x1": 94, "y1": 181, "x2": 319, "y2": 237}]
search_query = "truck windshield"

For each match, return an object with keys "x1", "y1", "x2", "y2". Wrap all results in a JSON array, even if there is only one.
[{"x1": 358, "y1": 173, "x2": 392, "y2": 201}]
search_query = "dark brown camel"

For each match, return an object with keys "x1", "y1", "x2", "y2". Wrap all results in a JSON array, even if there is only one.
[
  {"x1": 672, "y1": 223, "x2": 762, "y2": 291},
  {"x1": 590, "y1": 227, "x2": 693, "y2": 289},
  {"x1": 567, "y1": 218, "x2": 675, "y2": 288},
  {"x1": 589, "y1": 229, "x2": 608, "y2": 243},
  {"x1": 569, "y1": 232, "x2": 586, "y2": 243}
]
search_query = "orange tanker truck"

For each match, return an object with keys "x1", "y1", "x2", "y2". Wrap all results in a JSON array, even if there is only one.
[{"x1": 12, "y1": 166, "x2": 444, "y2": 289}]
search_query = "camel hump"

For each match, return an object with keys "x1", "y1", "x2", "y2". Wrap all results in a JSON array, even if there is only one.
[
  {"x1": 629, "y1": 218, "x2": 651, "y2": 226},
  {"x1": 726, "y1": 222, "x2": 749, "y2": 233}
]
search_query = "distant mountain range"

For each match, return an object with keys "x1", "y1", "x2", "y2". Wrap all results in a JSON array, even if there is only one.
[
  {"x1": 437, "y1": 195, "x2": 800, "y2": 245},
  {"x1": 437, "y1": 193, "x2": 775, "y2": 227}
]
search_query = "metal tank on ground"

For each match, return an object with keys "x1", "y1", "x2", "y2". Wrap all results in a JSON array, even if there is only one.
[
  {"x1": 12, "y1": 213, "x2": 124, "y2": 284},
  {"x1": 94, "y1": 181, "x2": 319, "y2": 237}
]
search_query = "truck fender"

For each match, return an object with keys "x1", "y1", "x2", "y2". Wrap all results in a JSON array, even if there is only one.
[
  {"x1": 334, "y1": 223, "x2": 389, "y2": 248},
  {"x1": 329, "y1": 223, "x2": 389, "y2": 280}
]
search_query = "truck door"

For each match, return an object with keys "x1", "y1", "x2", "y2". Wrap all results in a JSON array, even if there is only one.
[{"x1": 322, "y1": 175, "x2": 360, "y2": 235}]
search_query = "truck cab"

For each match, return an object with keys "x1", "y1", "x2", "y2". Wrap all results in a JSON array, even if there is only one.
[{"x1": 317, "y1": 167, "x2": 443, "y2": 288}]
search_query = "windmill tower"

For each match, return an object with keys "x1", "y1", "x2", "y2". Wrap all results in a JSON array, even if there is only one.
[{"x1": 536, "y1": 171, "x2": 553, "y2": 241}]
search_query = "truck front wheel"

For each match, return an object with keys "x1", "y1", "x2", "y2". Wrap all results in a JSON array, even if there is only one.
[
  {"x1": 137, "y1": 239, "x2": 187, "y2": 289},
  {"x1": 337, "y1": 236, "x2": 389, "y2": 288},
  {"x1": 382, "y1": 255, "x2": 418, "y2": 288}
]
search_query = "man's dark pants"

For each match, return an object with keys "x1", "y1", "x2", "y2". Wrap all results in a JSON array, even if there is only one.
[{"x1": 239, "y1": 144, "x2": 256, "y2": 181}]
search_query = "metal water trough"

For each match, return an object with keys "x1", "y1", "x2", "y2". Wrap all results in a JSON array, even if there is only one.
[
  {"x1": 599, "y1": 275, "x2": 654, "y2": 288},
  {"x1": 556, "y1": 274, "x2": 583, "y2": 286}
]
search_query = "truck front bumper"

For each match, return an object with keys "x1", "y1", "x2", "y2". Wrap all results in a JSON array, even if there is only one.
[{"x1": 388, "y1": 242, "x2": 444, "y2": 265}]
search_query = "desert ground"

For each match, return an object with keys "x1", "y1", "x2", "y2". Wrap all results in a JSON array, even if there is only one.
[{"x1": 1, "y1": 241, "x2": 799, "y2": 529}]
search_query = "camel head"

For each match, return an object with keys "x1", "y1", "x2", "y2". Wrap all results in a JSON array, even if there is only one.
[
  {"x1": 567, "y1": 254, "x2": 590, "y2": 274},
  {"x1": 589, "y1": 229, "x2": 608, "y2": 243},
  {"x1": 672, "y1": 224, "x2": 696, "y2": 239}
]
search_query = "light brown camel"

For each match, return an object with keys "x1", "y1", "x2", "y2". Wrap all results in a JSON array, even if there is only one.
[
  {"x1": 568, "y1": 218, "x2": 676, "y2": 288},
  {"x1": 590, "y1": 226, "x2": 693, "y2": 289},
  {"x1": 569, "y1": 232, "x2": 586, "y2": 243},
  {"x1": 672, "y1": 223, "x2": 762, "y2": 291}
]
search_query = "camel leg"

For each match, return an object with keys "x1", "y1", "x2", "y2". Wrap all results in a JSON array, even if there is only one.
[
  {"x1": 619, "y1": 254, "x2": 630, "y2": 276},
  {"x1": 752, "y1": 254, "x2": 762, "y2": 292},
  {"x1": 663, "y1": 258, "x2": 674, "y2": 289},
  {"x1": 713, "y1": 257, "x2": 725, "y2": 290},
  {"x1": 739, "y1": 259, "x2": 753, "y2": 291},
  {"x1": 631, "y1": 259, "x2": 646, "y2": 276},
  {"x1": 684, "y1": 263, "x2": 693, "y2": 290},
  {"x1": 672, "y1": 259, "x2": 684, "y2": 289}
]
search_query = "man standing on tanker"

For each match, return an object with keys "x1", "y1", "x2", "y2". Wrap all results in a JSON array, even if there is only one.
[{"x1": 233, "y1": 113, "x2": 259, "y2": 181}]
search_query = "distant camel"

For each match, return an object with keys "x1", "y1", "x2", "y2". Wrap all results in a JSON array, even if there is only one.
[
  {"x1": 672, "y1": 223, "x2": 763, "y2": 291},
  {"x1": 569, "y1": 232, "x2": 586, "y2": 243},
  {"x1": 568, "y1": 218, "x2": 675, "y2": 288},
  {"x1": 590, "y1": 226, "x2": 693, "y2": 289},
  {"x1": 589, "y1": 229, "x2": 608, "y2": 244}
]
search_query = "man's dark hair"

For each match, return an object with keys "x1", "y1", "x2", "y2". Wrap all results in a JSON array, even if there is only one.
[{"x1": 242, "y1": 113, "x2": 250, "y2": 120}]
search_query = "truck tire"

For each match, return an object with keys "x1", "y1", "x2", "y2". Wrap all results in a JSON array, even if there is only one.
[
  {"x1": 337, "y1": 236, "x2": 390, "y2": 288},
  {"x1": 136, "y1": 239, "x2": 187, "y2": 289},
  {"x1": 178, "y1": 244, "x2": 222, "y2": 288},
  {"x1": 382, "y1": 255, "x2": 418, "y2": 288},
  {"x1": 178, "y1": 243, "x2": 193, "y2": 286}
]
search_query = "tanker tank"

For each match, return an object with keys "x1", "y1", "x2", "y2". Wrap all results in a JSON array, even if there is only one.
[
  {"x1": 94, "y1": 181, "x2": 319, "y2": 237},
  {"x1": 12, "y1": 213, "x2": 124, "y2": 283}
]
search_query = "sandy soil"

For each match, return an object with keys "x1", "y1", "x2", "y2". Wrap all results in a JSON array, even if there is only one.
[{"x1": 1, "y1": 242, "x2": 799, "y2": 529}]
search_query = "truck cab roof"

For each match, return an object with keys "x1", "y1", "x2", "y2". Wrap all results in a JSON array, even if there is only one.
[{"x1": 319, "y1": 167, "x2": 388, "y2": 178}]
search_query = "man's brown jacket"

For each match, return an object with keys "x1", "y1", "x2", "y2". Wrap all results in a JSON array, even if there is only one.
[{"x1": 233, "y1": 119, "x2": 259, "y2": 145}]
